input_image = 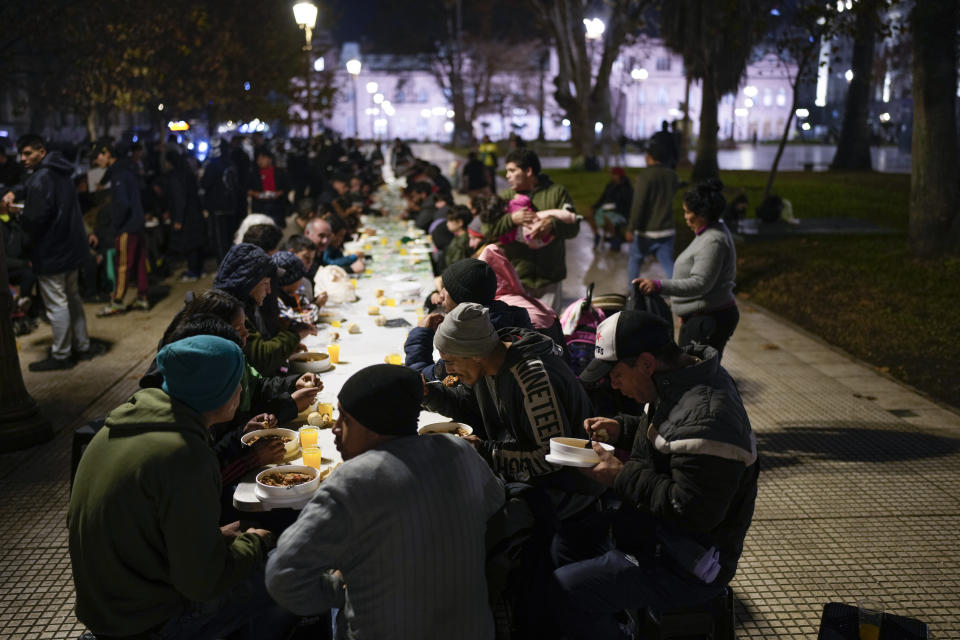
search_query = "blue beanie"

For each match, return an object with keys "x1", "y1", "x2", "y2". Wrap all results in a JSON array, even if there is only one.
[
  {"x1": 272, "y1": 251, "x2": 306, "y2": 286},
  {"x1": 157, "y1": 335, "x2": 245, "y2": 413}
]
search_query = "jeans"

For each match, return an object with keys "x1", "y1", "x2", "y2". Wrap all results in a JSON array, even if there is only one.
[
  {"x1": 627, "y1": 235, "x2": 675, "y2": 283},
  {"x1": 552, "y1": 549, "x2": 723, "y2": 640},
  {"x1": 37, "y1": 270, "x2": 90, "y2": 359},
  {"x1": 151, "y1": 568, "x2": 296, "y2": 640}
]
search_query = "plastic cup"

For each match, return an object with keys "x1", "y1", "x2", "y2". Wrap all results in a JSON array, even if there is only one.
[
  {"x1": 327, "y1": 343, "x2": 340, "y2": 364},
  {"x1": 385, "y1": 353, "x2": 402, "y2": 365},
  {"x1": 302, "y1": 446, "x2": 323, "y2": 469},
  {"x1": 385, "y1": 298, "x2": 396, "y2": 307},
  {"x1": 350, "y1": 278, "x2": 358, "y2": 288},
  {"x1": 363, "y1": 243, "x2": 372, "y2": 251},
  {"x1": 330, "y1": 320, "x2": 341, "y2": 328},
  {"x1": 316, "y1": 402, "x2": 334, "y2": 419},
  {"x1": 857, "y1": 598, "x2": 883, "y2": 640},
  {"x1": 380, "y1": 237, "x2": 388, "y2": 245},
  {"x1": 299, "y1": 426, "x2": 319, "y2": 449}
]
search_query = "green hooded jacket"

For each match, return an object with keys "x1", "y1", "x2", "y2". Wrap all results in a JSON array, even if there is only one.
[
  {"x1": 68, "y1": 388, "x2": 267, "y2": 636},
  {"x1": 486, "y1": 175, "x2": 579, "y2": 290}
]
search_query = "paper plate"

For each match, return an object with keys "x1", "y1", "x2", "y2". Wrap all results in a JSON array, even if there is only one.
[{"x1": 545, "y1": 453, "x2": 599, "y2": 468}]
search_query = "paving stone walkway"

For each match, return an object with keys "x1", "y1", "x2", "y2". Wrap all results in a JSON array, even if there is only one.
[{"x1": 0, "y1": 173, "x2": 956, "y2": 638}]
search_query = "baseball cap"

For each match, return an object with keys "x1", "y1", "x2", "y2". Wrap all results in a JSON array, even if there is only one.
[{"x1": 579, "y1": 311, "x2": 674, "y2": 383}]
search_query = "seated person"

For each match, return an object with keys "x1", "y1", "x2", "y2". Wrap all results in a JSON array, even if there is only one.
[
  {"x1": 441, "y1": 205, "x2": 474, "y2": 269},
  {"x1": 553, "y1": 311, "x2": 759, "y2": 639},
  {"x1": 282, "y1": 234, "x2": 326, "y2": 304},
  {"x1": 266, "y1": 365, "x2": 504, "y2": 639},
  {"x1": 422, "y1": 303, "x2": 603, "y2": 529},
  {"x1": 587, "y1": 167, "x2": 633, "y2": 248},
  {"x1": 320, "y1": 212, "x2": 365, "y2": 274},
  {"x1": 272, "y1": 250, "x2": 320, "y2": 324},
  {"x1": 68, "y1": 335, "x2": 295, "y2": 640},
  {"x1": 214, "y1": 242, "x2": 313, "y2": 376},
  {"x1": 242, "y1": 223, "x2": 284, "y2": 255},
  {"x1": 405, "y1": 258, "x2": 532, "y2": 382}
]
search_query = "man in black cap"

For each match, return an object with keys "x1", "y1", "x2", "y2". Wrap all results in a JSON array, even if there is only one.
[
  {"x1": 404, "y1": 257, "x2": 531, "y2": 382},
  {"x1": 266, "y1": 364, "x2": 503, "y2": 640},
  {"x1": 551, "y1": 310, "x2": 759, "y2": 639}
]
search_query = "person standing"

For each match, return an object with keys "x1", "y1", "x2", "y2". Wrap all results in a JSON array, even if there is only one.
[
  {"x1": 2, "y1": 134, "x2": 95, "y2": 370},
  {"x1": 489, "y1": 149, "x2": 580, "y2": 312},
  {"x1": 201, "y1": 139, "x2": 243, "y2": 261},
  {"x1": 634, "y1": 180, "x2": 739, "y2": 356},
  {"x1": 247, "y1": 148, "x2": 291, "y2": 228},
  {"x1": 164, "y1": 151, "x2": 206, "y2": 281},
  {"x1": 93, "y1": 141, "x2": 150, "y2": 317},
  {"x1": 478, "y1": 135, "x2": 499, "y2": 190},
  {"x1": 626, "y1": 139, "x2": 681, "y2": 283}
]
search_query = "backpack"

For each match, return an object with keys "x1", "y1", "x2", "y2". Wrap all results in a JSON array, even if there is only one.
[
  {"x1": 626, "y1": 281, "x2": 673, "y2": 324},
  {"x1": 559, "y1": 283, "x2": 606, "y2": 376}
]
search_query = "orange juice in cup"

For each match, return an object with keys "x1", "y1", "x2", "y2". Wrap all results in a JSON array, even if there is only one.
[
  {"x1": 299, "y1": 426, "x2": 319, "y2": 448},
  {"x1": 331, "y1": 320, "x2": 341, "y2": 328},
  {"x1": 302, "y1": 446, "x2": 323, "y2": 469},
  {"x1": 385, "y1": 353, "x2": 403, "y2": 365},
  {"x1": 350, "y1": 278, "x2": 358, "y2": 288},
  {"x1": 327, "y1": 343, "x2": 340, "y2": 364},
  {"x1": 385, "y1": 298, "x2": 396, "y2": 307},
  {"x1": 316, "y1": 402, "x2": 334, "y2": 419}
]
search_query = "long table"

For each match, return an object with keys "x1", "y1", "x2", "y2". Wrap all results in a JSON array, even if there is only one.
[{"x1": 233, "y1": 209, "x2": 451, "y2": 512}]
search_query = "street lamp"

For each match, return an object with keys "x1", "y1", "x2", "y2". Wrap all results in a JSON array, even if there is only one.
[
  {"x1": 293, "y1": 1, "x2": 318, "y2": 139},
  {"x1": 346, "y1": 58, "x2": 362, "y2": 138}
]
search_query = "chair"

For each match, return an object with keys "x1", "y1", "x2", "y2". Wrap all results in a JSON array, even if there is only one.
[
  {"x1": 70, "y1": 418, "x2": 105, "y2": 489},
  {"x1": 642, "y1": 587, "x2": 735, "y2": 640}
]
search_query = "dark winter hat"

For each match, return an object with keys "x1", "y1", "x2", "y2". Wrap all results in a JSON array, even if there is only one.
[
  {"x1": 467, "y1": 216, "x2": 485, "y2": 239},
  {"x1": 434, "y1": 302, "x2": 500, "y2": 357},
  {"x1": 338, "y1": 364, "x2": 423, "y2": 436},
  {"x1": 441, "y1": 258, "x2": 497, "y2": 306},
  {"x1": 157, "y1": 335, "x2": 244, "y2": 413},
  {"x1": 579, "y1": 311, "x2": 675, "y2": 383},
  {"x1": 213, "y1": 242, "x2": 277, "y2": 301},
  {"x1": 271, "y1": 251, "x2": 306, "y2": 286}
]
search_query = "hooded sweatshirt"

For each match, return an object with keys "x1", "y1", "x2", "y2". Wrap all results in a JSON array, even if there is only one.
[
  {"x1": 106, "y1": 157, "x2": 146, "y2": 235},
  {"x1": 19, "y1": 151, "x2": 89, "y2": 274},
  {"x1": 478, "y1": 244, "x2": 558, "y2": 330},
  {"x1": 68, "y1": 388, "x2": 267, "y2": 636},
  {"x1": 423, "y1": 327, "x2": 601, "y2": 504}
]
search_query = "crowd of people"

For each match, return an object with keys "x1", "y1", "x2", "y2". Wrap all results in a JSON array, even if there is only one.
[{"x1": 2, "y1": 125, "x2": 756, "y2": 639}]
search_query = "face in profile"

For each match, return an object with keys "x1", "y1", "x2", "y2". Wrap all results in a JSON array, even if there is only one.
[{"x1": 439, "y1": 352, "x2": 484, "y2": 385}]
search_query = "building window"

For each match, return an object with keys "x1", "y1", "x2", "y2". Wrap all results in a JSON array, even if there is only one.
[
  {"x1": 763, "y1": 88, "x2": 773, "y2": 107},
  {"x1": 638, "y1": 89, "x2": 646, "y2": 105},
  {"x1": 657, "y1": 86, "x2": 669, "y2": 105},
  {"x1": 417, "y1": 89, "x2": 428, "y2": 103},
  {"x1": 655, "y1": 56, "x2": 671, "y2": 71},
  {"x1": 395, "y1": 89, "x2": 405, "y2": 103},
  {"x1": 776, "y1": 88, "x2": 787, "y2": 107}
]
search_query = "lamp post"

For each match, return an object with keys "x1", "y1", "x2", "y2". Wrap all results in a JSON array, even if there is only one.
[
  {"x1": 346, "y1": 58, "x2": 362, "y2": 138},
  {"x1": 293, "y1": 1, "x2": 318, "y2": 139}
]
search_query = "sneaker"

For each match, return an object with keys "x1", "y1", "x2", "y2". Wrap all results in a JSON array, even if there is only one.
[
  {"x1": 74, "y1": 340, "x2": 108, "y2": 361},
  {"x1": 128, "y1": 298, "x2": 150, "y2": 312},
  {"x1": 29, "y1": 356, "x2": 76, "y2": 371},
  {"x1": 179, "y1": 273, "x2": 200, "y2": 283},
  {"x1": 97, "y1": 302, "x2": 127, "y2": 317}
]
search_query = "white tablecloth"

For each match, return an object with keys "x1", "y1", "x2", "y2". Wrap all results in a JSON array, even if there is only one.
[{"x1": 233, "y1": 217, "x2": 450, "y2": 511}]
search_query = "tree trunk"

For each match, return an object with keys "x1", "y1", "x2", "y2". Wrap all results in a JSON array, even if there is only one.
[
  {"x1": 830, "y1": 2, "x2": 876, "y2": 171},
  {"x1": 692, "y1": 71, "x2": 720, "y2": 182},
  {"x1": 678, "y1": 74, "x2": 692, "y2": 167},
  {"x1": 86, "y1": 107, "x2": 97, "y2": 142},
  {"x1": 909, "y1": 0, "x2": 960, "y2": 257},
  {"x1": 765, "y1": 89, "x2": 798, "y2": 200}
]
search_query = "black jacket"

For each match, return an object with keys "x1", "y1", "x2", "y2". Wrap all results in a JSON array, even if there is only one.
[
  {"x1": 423, "y1": 327, "x2": 600, "y2": 498},
  {"x1": 613, "y1": 345, "x2": 759, "y2": 586},
  {"x1": 247, "y1": 166, "x2": 291, "y2": 221},
  {"x1": 165, "y1": 161, "x2": 205, "y2": 253},
  {"x1": 106, "y1": 158, "x2": 146, "y2": 235},
  {"x1": 19, "y1": 151, "x2": 88, "y2": 275},
  {"x1": 201, "y1": 156, "x2": 242, "y2": 215}
]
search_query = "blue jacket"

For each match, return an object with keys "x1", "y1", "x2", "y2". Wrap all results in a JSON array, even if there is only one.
[
  {"x1": 19, "y1": 151, "x2": 88, "y2": 275},
  {"x1": 322, "y1": 245, "x2": 358, "y2": 268},
  {"x1": 404, "y1": 300, "x2": 533, "y2": 381}
]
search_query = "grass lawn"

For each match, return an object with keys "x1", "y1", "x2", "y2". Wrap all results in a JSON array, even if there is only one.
[{"x1": 548, "y1": 167, "x2": 960, "y2": 408}]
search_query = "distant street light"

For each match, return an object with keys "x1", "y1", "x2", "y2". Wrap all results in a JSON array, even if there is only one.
[
  {"x1": 366, "y1": 81, "x2": 378, "y2": 94},
  {"x1": 844, "y1": 69, "x2": 854, "y2": 82},
  {"x1": 743, "y1": 85, "x2": 758, "y2": 98},
  {"x1": 795, "y1": 108, "x2": 810, "y2": 119},
  {"x1": 346, "y1": 59, "x2": 362, "y2": 137},
  {"x1": 293, "y1": 1, "x2": 318, "y2": 139},
  {"x1": 373, "y1": 93, "x2": 384, "y2": 104},
  {"x1": 630, "y1": 67, "x2": 648, "y2": 81},
  {"x1": 583, "y1": 18, "x2": 605, "y2": 40},
  {"x1": 314, "y1": 57, "x2": 324, "y2": 72}
]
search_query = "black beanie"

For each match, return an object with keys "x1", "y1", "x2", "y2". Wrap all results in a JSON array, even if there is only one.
[
  {"x1": 338, "y1": 364, "x2": 422, "y2": 436},
  {"x1": 271, "y1": 251, "x2": 306, "y2": 286},
  {"x1": 441, "y1": 258, "x2": 497, "y2": 306}
]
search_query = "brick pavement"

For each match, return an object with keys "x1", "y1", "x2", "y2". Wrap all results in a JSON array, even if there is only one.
[{"x1": 0, "y1": 219, "x2": 957, "y2": 638}]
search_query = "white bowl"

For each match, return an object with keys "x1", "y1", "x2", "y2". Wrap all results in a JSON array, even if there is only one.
[
  {"x1": 289, "y1": 351, "x2": 332, "y2": 374},
  {"x1": 418, "y1": 421, "x2": 474, "y2": 436},
  {"x1": 549, "y1": 437, "x2": 614, "y2": 463},
  {"x1": 241, "y1": 428, "x2": 300, "y2": 455},
  {"x1": 255, "y1": 464, "x2": 321, "y2": 498}
]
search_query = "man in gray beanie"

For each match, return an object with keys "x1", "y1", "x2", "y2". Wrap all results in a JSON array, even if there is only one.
[
  {"x1": 425, "y1": 303, "x2": 603, "y2": 558},
  {"x1": 267, "y1": 364, "x2": 503, "y2": 639}
]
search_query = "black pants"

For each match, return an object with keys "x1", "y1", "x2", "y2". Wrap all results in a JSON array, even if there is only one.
[{"x1": 678, "y1": 304, "x2": 740, "y2": 358}]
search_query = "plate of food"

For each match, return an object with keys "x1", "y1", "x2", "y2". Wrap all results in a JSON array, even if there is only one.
[
  {"x1": 255, "y1": 464, "x2": 321, "y2": 499},
  {"x1": 241, "y1": 428, "x2": 300, "y2": 455},
  {"x1": 418, "y1": 421, "x2": 474, "y2": 437},
  {"x1": 289, "y1": 351, "x2": 332, "y2": 374}
]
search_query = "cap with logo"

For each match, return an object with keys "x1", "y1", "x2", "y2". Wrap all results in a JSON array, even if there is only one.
[{"x1": 579, "y1": 310, "x2": 674, "y2": 383}]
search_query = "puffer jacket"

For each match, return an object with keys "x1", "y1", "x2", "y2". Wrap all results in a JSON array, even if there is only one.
[
  {"x1": 423, "y1": 327, "x2": 600, "y2": 499},
  {"x1": 404, "y1": 299, "x2": 532, "y2": 382},
  {"x1": 106, "y1": 158, "x2": 145, "y2": 235},
  {"x1": 613, "y1": 345, "x2": 759, "y2": 586}
]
